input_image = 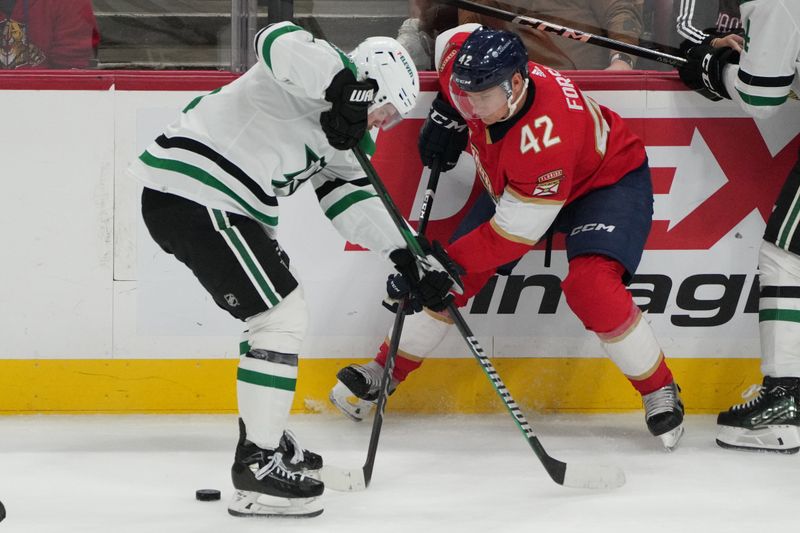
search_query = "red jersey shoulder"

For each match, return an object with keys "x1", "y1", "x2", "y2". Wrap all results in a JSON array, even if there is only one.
[{"x1": 529, "y1": 63, "x2": 587, "y2": 115}]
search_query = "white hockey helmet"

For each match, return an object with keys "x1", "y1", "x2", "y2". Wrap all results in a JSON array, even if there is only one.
[{"x1": 349, "y1": 36, "x2": 420, "y2": 118}]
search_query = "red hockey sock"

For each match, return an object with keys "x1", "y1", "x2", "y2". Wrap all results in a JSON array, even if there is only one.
[
  {"x1": 629, "y1": 357, "x2": 674, "y2": 395},
  {"x1": 374, "y1": 341, "x2": 423, "y2": 382}
]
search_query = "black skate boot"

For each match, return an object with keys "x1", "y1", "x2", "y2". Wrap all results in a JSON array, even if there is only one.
[
  {"x1": 643, "y1": 381, "x2": 685, "y2": 451},
  {"x1": 278, "y1": 429, "x2": 323, "y2": 472},
  {"x1": 229, "y1": 420, "x2": 324, "y2": 518},
  {"x1": 716, "y1": 376, "x2": 800, "y2": 454},
  {"x1": 329, "y1": 361, "x2": 397, "y2": 422}
]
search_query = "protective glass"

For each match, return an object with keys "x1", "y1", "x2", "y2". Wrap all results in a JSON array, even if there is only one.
[
  {"x1": 449, "y1": 77, "x2": 511, "y2": 121},
  {"x1": 369, "y1": 102, "x2": 403, "y2": 131}
]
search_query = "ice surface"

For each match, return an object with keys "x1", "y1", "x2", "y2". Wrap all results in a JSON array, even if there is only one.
[{"x1": 0, "y1": 413, "x2": 796, "y2": 533}]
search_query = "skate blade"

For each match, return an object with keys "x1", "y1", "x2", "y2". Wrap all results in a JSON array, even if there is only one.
[
  {"x1": 716, "y1": 425, "x2": 800, "y2": 454},
  {"x1": 329, "y1": 383, "x2": 373, "y2": 422},
  {"x1": 658, "y1": 425, "x2": 685, "y2": 451},
  {"x1": 227, "y1": 490, "x2": 323, "y2": 518}
]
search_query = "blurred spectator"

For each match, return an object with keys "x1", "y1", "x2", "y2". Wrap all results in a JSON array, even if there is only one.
[
  {"x1": 0, "y1": 0, "x2": 99, "y2": 69},
  {"x1": 457, "y1": 0, "x2": 644, "y2": 70},
  {"x1": 397, "y1": 0, "x2": 643, "y2": 71},
  {"x1": 675, "y1": 0, "x2": 742, "y2": 51},
  {"x1": 397, "y1": 0, "x2": 459, "y2": 69}
]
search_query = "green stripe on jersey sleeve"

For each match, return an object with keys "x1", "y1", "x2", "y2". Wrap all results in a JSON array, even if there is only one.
[
  {"x1": 736, "y1": 89, "x2": 789, "y2": 107},
  {"x1": 324, "y1": 190, "x2": 377, "y2": 220},
  {"x1": 261, "y1": 23, "x2": 303, "y2": 72}
]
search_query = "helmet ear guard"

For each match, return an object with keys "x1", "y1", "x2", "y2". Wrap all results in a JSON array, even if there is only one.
[{"x1": 349, "y1": 37, "x2": 420, "y2": 118}]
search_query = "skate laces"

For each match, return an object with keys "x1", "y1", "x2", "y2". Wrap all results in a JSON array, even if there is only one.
[
  {"x1": 352, "y1": 364, "x2": 382, "y2": 395},
  {"x1": 281, "y1": 429, "x2": 305, "y2": 465},
  {"x1": 254, "y1": 451, "x2": 305, "y2": 482},
  {"x1": 732, "y1": 384, "x2": 764, "y2": 411},
  {"x1": 643, "y1": 383, "x2": 680, "y2": 418}
]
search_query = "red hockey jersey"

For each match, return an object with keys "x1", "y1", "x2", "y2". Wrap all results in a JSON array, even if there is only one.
[{"x1": 438, "y1": 28, "x2": 647, "y2": 276}]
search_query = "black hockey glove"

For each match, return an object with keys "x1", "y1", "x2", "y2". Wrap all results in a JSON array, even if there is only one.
[
  {"x1": 677, "y1": 41, "x2": 739, "y2": 102},
  {"x1": 320, "y1": 68, "x2": 377, "y2": 150},
  {"x1": 382, "y1": 274, "x2": 424, "y2": 315},
  {"x1": 388, "y1": 239, "x2": 464, "y2": 312},
  {"x1": 418, "y1": 94, "x2": 468, "y2": 171}
]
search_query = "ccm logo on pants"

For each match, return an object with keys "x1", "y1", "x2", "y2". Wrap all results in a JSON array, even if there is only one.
[{"x1": 571, "y1": 223, "x2": 616, "y2": 236}]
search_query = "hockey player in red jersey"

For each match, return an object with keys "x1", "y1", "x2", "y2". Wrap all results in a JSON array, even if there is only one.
[{"x1": 331, "y1": 24, "x2": 686, "y2": 450}]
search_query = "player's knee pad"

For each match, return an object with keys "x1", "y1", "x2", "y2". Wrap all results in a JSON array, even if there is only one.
[
  {"x1": 561, "y1": 255, "x2": 631, "y2": 333},
  {"x1": 246, "y1": 286, "x2": 308, "y2": 355}
]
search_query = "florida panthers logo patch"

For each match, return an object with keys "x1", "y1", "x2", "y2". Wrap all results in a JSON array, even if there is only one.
[{"x1": 532, "y1": 169, "x2": 563, "y2": 197}]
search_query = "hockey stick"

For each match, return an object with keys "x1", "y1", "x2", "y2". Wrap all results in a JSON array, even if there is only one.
[
  {"x1": 361, "y1": 158, "x2": 444, "y2": 488},
  {"x1": 347, "y1": 146, "x2": 625, "y2": 490},
  {"x1": 320, "y1": 158, "x2": 443, "y2": 492},
  {"x1": 444, "y1": 301, "x2": 624, "y2": 489},
  {"x1": 438, "y1": 0, "x2": 687, "y2": 67}
]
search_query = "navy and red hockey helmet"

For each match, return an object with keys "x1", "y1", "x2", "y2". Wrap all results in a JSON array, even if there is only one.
[{"x1": 451, "y1": 27, "x2": 528, "y2": 93}]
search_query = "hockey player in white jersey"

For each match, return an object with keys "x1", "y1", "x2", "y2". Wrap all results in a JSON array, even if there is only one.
[
  {"x1": 678, "y1": 0, "x2": 800, "y2": 453},
  {"x1": 127, "y1": 22, "x2": 452, "y2": 516}
]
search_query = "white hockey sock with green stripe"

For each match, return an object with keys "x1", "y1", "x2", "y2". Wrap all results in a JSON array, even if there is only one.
[
  {"x1": 237, "y1": 349, "x2": 298, "y2": 449},
  {"x1": 759, "y1": 241, "x2": 800, "y2": 378}
]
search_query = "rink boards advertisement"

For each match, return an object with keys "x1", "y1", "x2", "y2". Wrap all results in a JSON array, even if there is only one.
[{"x1": 1, "y1": 71, "x2": 799, "y2": 413}]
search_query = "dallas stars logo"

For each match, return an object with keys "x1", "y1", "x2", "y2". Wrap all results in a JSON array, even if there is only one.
[{"x1": 272, "y1": 145, "x2": 327, "y2": 194}]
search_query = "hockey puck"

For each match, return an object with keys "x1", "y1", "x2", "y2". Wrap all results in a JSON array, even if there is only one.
[
  {"x1": 195, "y1": 489, "x2": 221, "y2": 501},
  {"x1": 0, "y1": 500, "x2": 5, "y2": 522}
]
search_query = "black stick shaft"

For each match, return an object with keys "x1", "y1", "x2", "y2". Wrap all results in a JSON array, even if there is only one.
[
  {"x1": 439, "y1": 0, "x2": 687, "y2": 67},
  {"x1": 446, "y1": 302, "x2": 567, "y2": 485},
  {"x1": 360, "y1": 156, "x2": 443, "y2": 487},
  {"x1": 362, "y1": 302, "x2": 404, "y2": 486}
]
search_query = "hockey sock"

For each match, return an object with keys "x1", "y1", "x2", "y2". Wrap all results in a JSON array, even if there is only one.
[
  {"x1": 758, "y1": 241, "x2": 800, "y2": 378},
  {"x1": 374, "y1": 308, "x2": 452, "y2": 382},
  {"x1": 598, "y1": 304, "x2": 672, "y2": 395},
  {"x1": 563, "y1": 255, "x2": 671, "y2": 394},
  {"x1": 374, "y1": 341, "x2": 423, "y2": 382},
  {"x1": 237, "y1": 288, "x2": 308, "y2": 449},
  {"x1": 237, "y1": 349, "x2": 297, "y2": 449}
]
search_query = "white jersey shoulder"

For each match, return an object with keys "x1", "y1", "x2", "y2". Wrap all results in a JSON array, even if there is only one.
[
  {"x1": 127, "y1": 22, "x2": 406, "y2": 255},
  {"x1": 724, "y1": 0, "x2": 800, "y2": 118}
]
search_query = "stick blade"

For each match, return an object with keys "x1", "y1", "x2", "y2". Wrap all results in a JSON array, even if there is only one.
[
  {"x1": 318, "y1": 465, "x2": 367, "y2": 492},
  {"x1": 561, "y1": 463, "x2": 626, "y2": 490}
]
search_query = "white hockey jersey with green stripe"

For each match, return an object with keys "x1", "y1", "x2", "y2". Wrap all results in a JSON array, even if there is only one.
[
  {"x1": 128, "y1": 21, "x2": 406, "y2": 256},
  {"x1": 723, "y1": 0, "x2": 799, "y2": 118}
]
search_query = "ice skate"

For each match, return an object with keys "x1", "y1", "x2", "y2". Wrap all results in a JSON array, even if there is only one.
[
  {"x1": 229, "y1": 422, "x2": 324, "y2": 518},
  {"x1": 329, "y1": 361, "x2": 397, "y2": 422},
  {"x1": 279, "y1": 429, "x2": 323, "y2": 472},
  {"x1": 643, "y1": 382, "x2": 685, "y2": 451},
  {"x1": 716, "y1": 376, "x2": 800, "y2": 454}
]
